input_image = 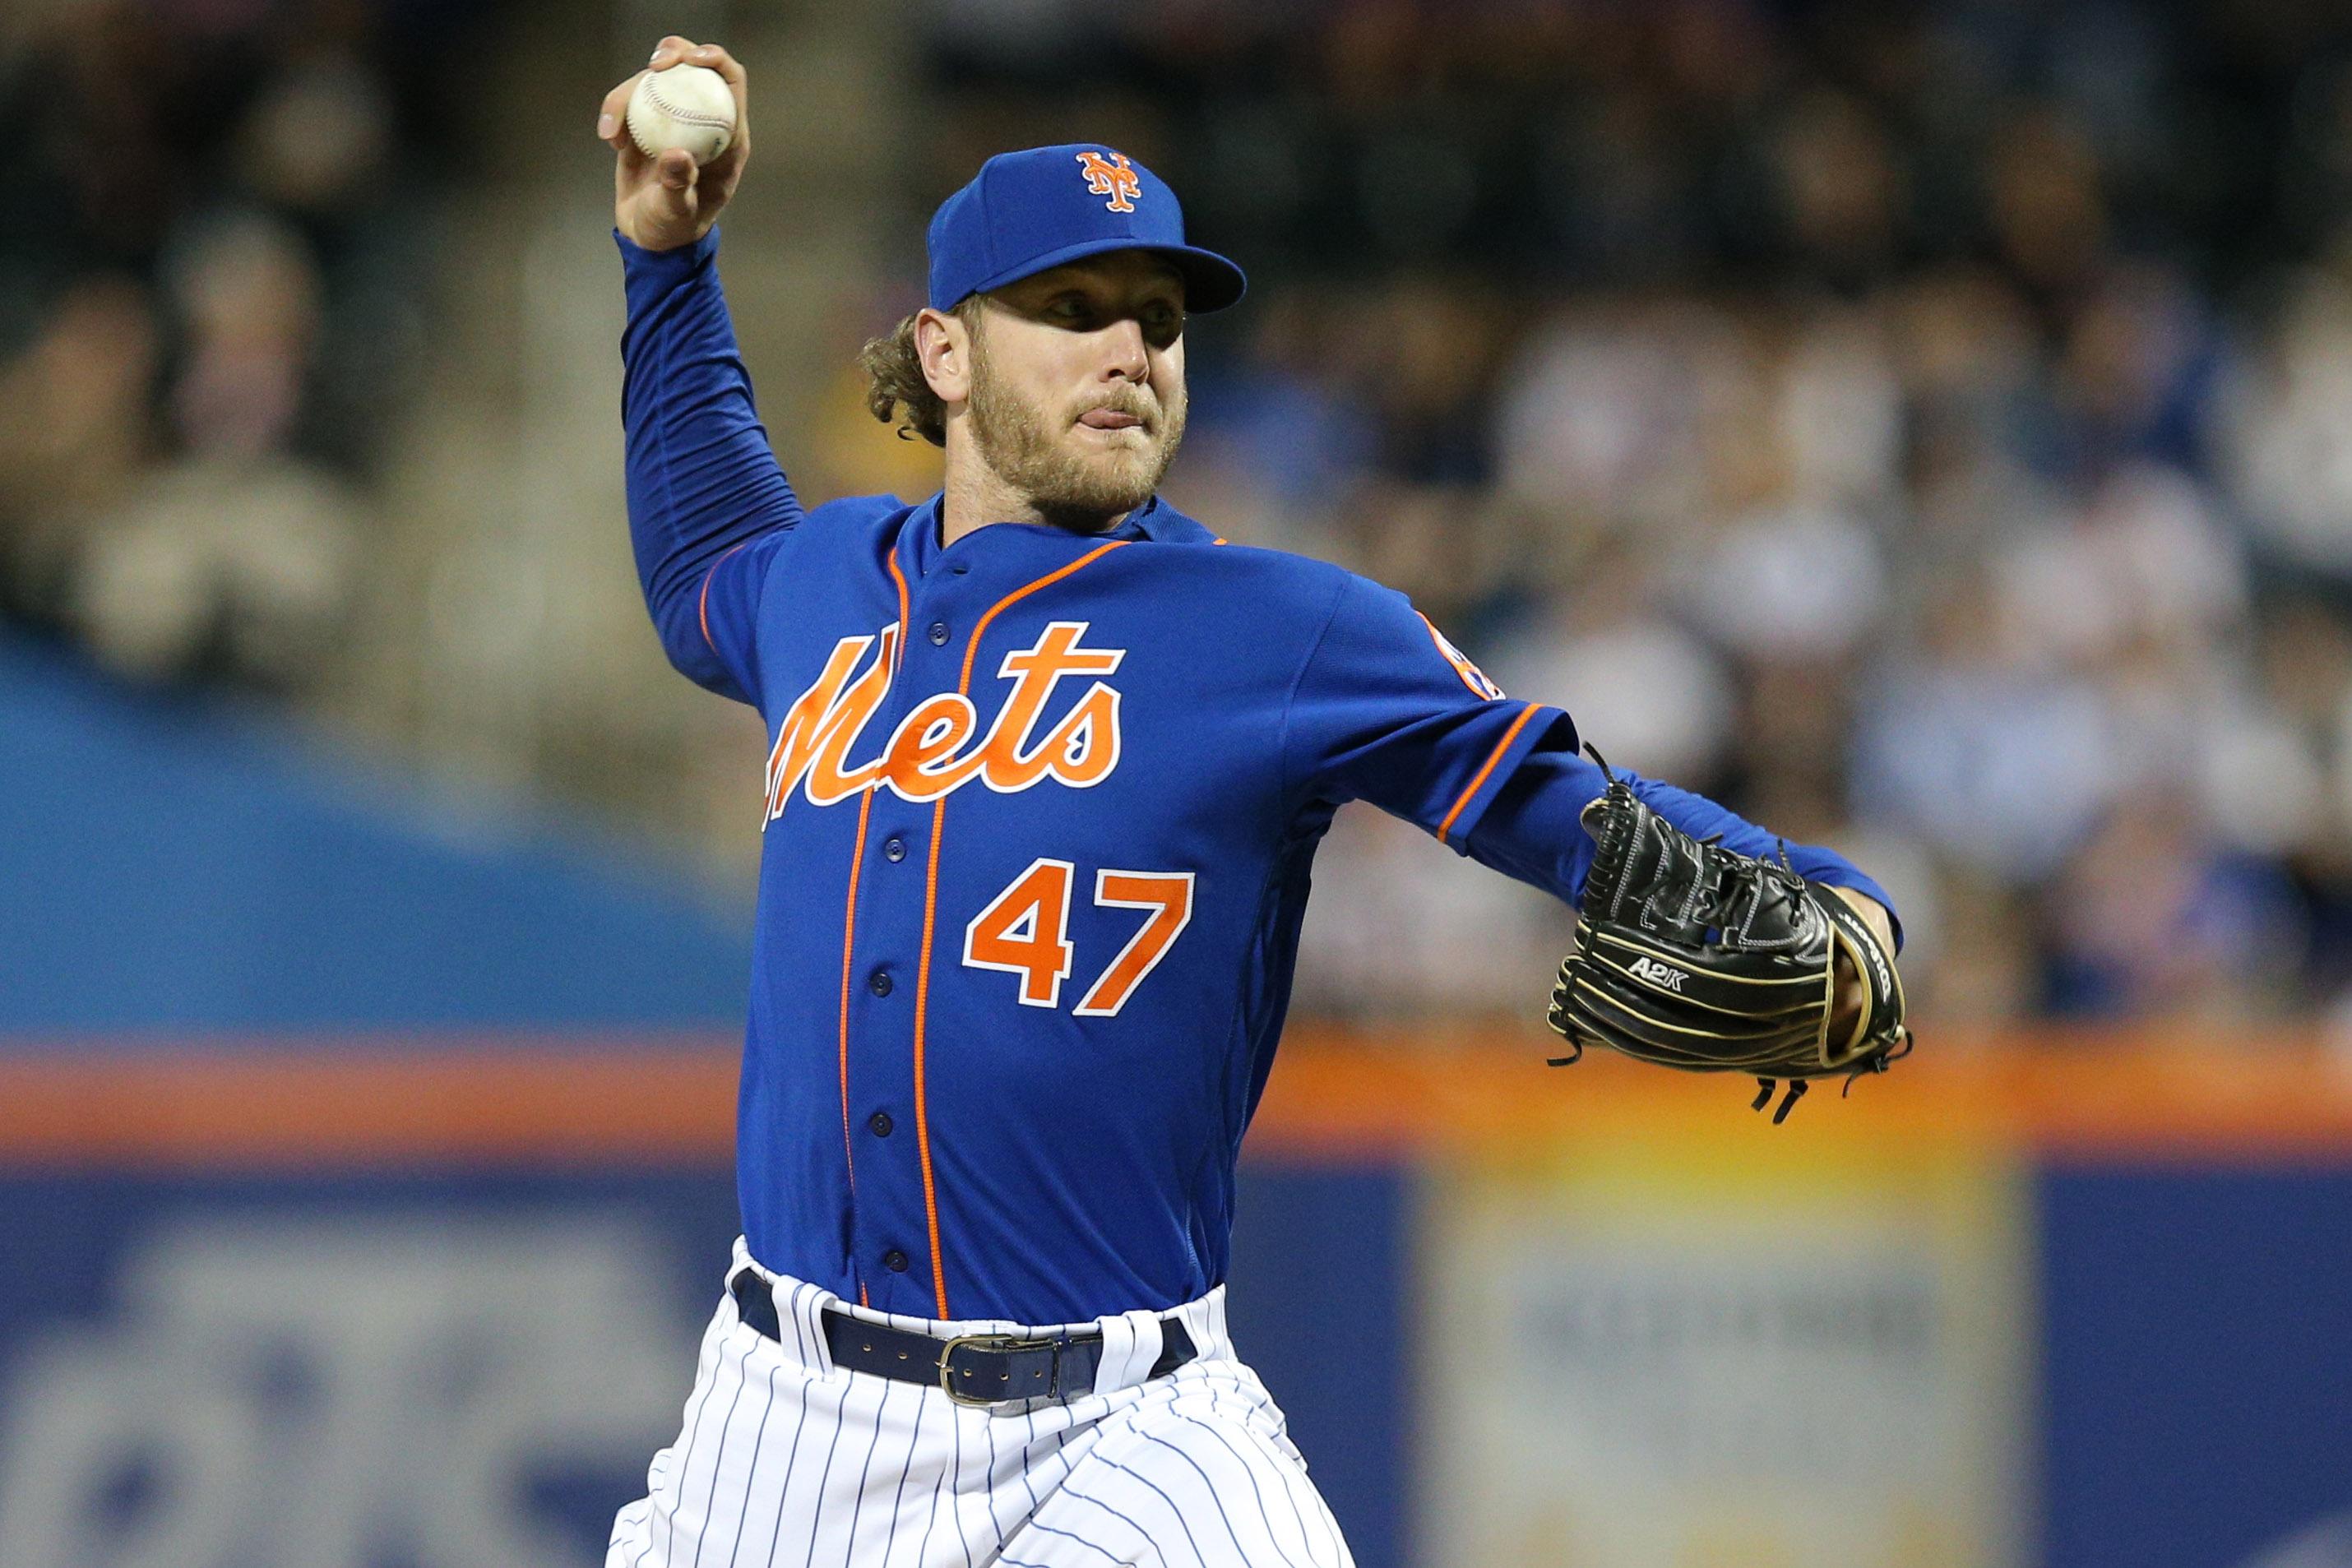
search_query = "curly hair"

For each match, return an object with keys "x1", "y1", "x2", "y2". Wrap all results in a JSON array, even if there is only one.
[{"x1": 858, "y1": 301, "x2": 980, "y2": 448}]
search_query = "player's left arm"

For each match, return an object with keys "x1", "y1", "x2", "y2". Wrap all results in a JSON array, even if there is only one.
[
  {"x1": 1285, "y1": 571, "x2": 1900, "y2": 946},
  {"x1": 1465, "y1": 747, "x2": 1900, "y2": 950}
]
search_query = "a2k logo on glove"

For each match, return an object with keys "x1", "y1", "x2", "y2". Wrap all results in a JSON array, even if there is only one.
[
  {"x1": 1628, "y1": 955, "x2": 1691, "y2": 992},
  {"x1": 765, "y1": 621, "x2": 1125, "y2": 820}
]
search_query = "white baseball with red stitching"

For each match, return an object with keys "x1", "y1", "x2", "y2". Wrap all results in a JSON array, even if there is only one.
[{"x1": 626, "y1": 63, "x2": 736, "y2": 164}]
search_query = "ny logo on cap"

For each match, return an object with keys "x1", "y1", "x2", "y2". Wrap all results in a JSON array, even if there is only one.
[{"x1": 1074, "y1": 150, "x2": 1141, "y2": 214}]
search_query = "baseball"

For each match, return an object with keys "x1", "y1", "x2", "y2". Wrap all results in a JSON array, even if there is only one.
[{"x1": 627, "y1": 63, "x2": 737, "y2": 165}]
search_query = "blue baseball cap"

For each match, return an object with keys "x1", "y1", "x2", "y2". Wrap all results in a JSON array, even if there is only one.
[{"x1": 926, "y1": 144, "x2": 1247, "y2": 314}]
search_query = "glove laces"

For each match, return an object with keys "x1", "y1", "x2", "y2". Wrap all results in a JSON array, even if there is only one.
[{"x1": 1752, "y1": 1027, "x2": 1914, "y2": 1124}]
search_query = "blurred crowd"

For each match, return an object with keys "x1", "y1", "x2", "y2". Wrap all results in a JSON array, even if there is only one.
[
  {"x1": 14, "y1": 0, "x2": 2352, "y2": 1029},
  {"x1": 900, "y1": 0, "x2": 2352, "y2": 1025},
  {"x1": 0, "y1": 0, "x2": 465, "y2": 691}
]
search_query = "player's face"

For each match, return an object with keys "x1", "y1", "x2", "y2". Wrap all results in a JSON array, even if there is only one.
[{"x1": 965, "y1": 252, "x2": 1188, "y2": 521}]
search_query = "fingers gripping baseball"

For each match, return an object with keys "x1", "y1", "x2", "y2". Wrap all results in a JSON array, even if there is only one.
[{"x1": 600, "y1": 38, "x2": 750, "y2": 252}]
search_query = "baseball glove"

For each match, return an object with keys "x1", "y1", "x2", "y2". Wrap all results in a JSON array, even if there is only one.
[{"x1": 1545, "y1": 752, "x2": 1910, "y2": 1123}]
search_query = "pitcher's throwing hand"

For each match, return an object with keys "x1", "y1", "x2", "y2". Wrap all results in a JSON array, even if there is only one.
[{"x1": 596, "y1": 36, "x2": 748, "y2": 253}]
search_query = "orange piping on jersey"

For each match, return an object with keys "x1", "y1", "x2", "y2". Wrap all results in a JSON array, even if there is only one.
[
  {"x1": 818, "y1": 546, "x2": 911, "y2": 1309},
  {"x1": 1211, "y1": 536, "x2": 1229, "y2": 545},
  {"x1": 951, "y1": 542, "x2": 1128, "y2": 691},
  {"x1": 1436, "y1": 702, "x2": 1544, "y2": 847},
  {"x1": 827, "y1": 544, "x2": 914, "y2": 1308},
  {"x1": 886, "y1": 549, "x2": 912, "y2": 673},
  {"x1": 910, "y1": 539, "x2": 1130, "y2": 1316},
  {"x1": 698, "y1": 541, "x2": 752, "y2": 654},
  {"x1": 912, "y1": 793, "x2": 954, "y2": 1311}
]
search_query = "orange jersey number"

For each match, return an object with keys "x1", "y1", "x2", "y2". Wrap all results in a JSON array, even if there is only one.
[
  {"x1": 961, "y1": 860, "x2": 1194, "y2": 1017},
  {"x1": 961, "y1": 857, "x2": 1078, "y2": 1007},
  {"x1": 1075, "y1": 870, "x2": 1194, "y2": 1017}
]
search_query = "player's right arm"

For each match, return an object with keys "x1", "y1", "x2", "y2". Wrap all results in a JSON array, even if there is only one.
[{"x1": 600, "y1": 37, "x2": 799, "y2": 707}]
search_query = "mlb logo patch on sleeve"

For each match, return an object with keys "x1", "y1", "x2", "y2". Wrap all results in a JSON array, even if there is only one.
[{"x1": 1420, "y1": 613, "x2": 1505, "y2": 701}]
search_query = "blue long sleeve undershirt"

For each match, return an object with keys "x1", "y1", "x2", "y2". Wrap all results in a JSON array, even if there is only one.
[{"x1": 620, "y1": 227, "x2": 801, "y2": 692}]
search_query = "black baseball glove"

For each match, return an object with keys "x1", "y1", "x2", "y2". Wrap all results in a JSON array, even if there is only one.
[{"x1": 1545, "y1": 753, "x2": 1910, "y2": 1122}]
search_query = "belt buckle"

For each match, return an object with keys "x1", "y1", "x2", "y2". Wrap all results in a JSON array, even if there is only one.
[{"x1": 938, "y1": 1334, "x2": 1061, "y2": 1407}]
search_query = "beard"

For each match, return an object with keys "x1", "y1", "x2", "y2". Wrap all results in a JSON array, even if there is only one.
[{"x1": 965, "y1": 329, "x2": 1187, "y2": 529}]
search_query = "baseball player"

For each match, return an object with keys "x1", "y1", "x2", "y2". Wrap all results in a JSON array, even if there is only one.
[{"x1": 598, "y1": 37, "x2": 1904, "y2": 1568}]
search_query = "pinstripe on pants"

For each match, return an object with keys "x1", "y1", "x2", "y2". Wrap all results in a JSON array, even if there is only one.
[{"x1": 608, "y1": 1241, "x2": 1355, "y2": 1568}]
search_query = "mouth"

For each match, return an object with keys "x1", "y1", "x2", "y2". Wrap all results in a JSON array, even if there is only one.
[{"x1": 1077, "y1": 408, "x2": 1146, "y2": 432}]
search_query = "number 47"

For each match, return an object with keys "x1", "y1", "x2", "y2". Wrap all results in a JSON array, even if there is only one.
[{"x1": 961, "y1": 858, "x2": 1194, "y2": 1016}]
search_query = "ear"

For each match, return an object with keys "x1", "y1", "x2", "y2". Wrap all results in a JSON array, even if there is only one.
[{"x1": 914, "y1": 306, "x2": 973, "y2": 406}]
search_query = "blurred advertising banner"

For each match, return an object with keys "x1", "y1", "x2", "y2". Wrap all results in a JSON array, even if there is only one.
[
  {"x1": 0, "y1": 1043, "x2": 1415, "y2": 1568},
  {"x1": 0, "y1": 1172, "x2": 744, "y2": 1568},
  {"x1": 0, "y1": 1045, "x2": 748, "y2": 1568},
  {"x1": 1414, "y1": 1126, "x2": 2030, "y2": 1568},
  {"x1": 6, "y1": 1032, "x2": 2352, "y2": 1568},
  {"x1": 1249, "y1": 1030, "x2": 2352, "y2": 1568}
]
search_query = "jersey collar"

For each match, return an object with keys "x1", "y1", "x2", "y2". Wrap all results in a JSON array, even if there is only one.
[{"x1": 896, "y1": 492, "x2": 1207, "y2": 580}]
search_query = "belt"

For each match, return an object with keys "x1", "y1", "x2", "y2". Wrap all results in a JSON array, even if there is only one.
[{"x1": 729, "y1": 1267, "x2": 1197, "y2": 1407}]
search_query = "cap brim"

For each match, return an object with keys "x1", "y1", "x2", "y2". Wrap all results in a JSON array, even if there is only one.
[{"x1": 958, "y1": 236, "x2": 1248, "y2": 313}]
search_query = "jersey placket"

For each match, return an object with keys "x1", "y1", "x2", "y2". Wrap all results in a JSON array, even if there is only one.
[{"x1": 839, "y1": 541, "x2": 975, "y2": 1314}]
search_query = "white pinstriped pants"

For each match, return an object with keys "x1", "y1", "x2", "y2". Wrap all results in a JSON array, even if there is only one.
[{"x1": 609, "y1": 1239, "x2": 1356, "y2": 1568}]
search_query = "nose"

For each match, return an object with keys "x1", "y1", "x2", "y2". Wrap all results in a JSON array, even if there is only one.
[{"x1": 1098, "y1": 317, "x2": 1149, "y2": 382}]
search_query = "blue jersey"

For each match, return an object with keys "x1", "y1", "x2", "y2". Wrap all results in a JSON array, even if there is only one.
[{"x1": 619, "y1": 231, "x2": 1896, "y2": 1324}]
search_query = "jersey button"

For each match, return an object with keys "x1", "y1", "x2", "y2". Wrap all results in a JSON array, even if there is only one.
[
  {"x1": 928, "y1": 622, "x2": 950, "y2": 646},
  {"x1": 882, "y1": 1250, "x2": 910, "y2": 1274},
  {"x1": 868, "y1": 1111, "x2": 893, "y2": 1137},
  {"x1": 883, "y1": 836, "x2": 906, "y2": 863},
  {"x1": 868, "y1": 968, "x2": 893, "y2": 997}
]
